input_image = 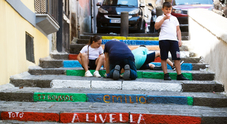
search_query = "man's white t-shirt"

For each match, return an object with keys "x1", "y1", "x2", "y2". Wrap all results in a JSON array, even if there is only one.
[
  {"x1": 155, "y1": 14, "x2": 179, "y2": 41},
  {"x1": 80, "y1": 45, "x2": 103, "y2": 60}
]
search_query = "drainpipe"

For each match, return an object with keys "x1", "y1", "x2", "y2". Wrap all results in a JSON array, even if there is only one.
[
  {"x1": 57, "y1": 0, "x2": 63, "y2": 52},
  {"x1": 77, "y1": 0, "x2": 80, "y2": 38}
]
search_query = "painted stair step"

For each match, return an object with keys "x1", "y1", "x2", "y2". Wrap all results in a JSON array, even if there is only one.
[
  {"x1": 10, "y1": 72, "x2": 223, "y2": 92},
  {"x1": 28, "y1": 66, "x2": 215, "y2": 81},
  {"x1": 50, "y1": 53, "x2": 201, "y2": 63},
  {"x1": 1, "y1": 88, "x2": 227, "y2": 107},
  {"x1": 39, "y1": 59, "x2": 207, "y2": 70},
  {"x1": 70, "y1": 44, "x2": 188, "y2": 54},
  {"x1": 76, "y1": 39, "x2": 160, "y2": 45},
  {"x1": 0, "y1": 101, "x2": 226, "y2": 123},
  {"x1": 79, "y1": 33, "x2": 189, "y2": 40}
]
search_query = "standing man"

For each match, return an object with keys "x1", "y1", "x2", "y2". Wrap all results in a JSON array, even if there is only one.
[
  {"x1": 155, "y1": 2, "x2": 188, "y2": 80},
  {"x1": 104, "y1": 40, "x2": 137, "y2": 80}
]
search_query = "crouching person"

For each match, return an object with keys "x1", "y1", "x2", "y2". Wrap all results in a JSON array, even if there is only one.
[
  {"x1": 104, "y1": 40, "x2": 137, "y2": 80},
  {"x1": 77, "y1": 35, "x2": 105, "y2": 77}
]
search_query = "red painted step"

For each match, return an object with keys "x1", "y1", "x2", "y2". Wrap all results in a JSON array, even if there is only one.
[{"x1": 1, "y1": 112, "x2": 59, "y2": 122}]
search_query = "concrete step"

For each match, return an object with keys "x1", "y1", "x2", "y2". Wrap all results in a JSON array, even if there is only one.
[
  {"x1": 0, "y1": 87, "x2": 227, "y2": 107},
  {"x1": 0, "y1": 101, "x2": 226, "y2": 123},
  {"x1": 39, "y1": 58, "x2": 208, "y2": 70},
  {"x1": 70, "y1": 45, "x2": 189, "y2": 54},
  {"x1": 50, "y1": 53, "x2": 202, "y2": 63},
  {"x1": 27, "y1": 66, "x2": 215, "y2": 81},
  {"x1": 70, "y1": 44, "x2": 188, "y2": 53},
  {"x1": 9, "y1": 72, "x2": 223, "y2": 92},
  {"x1": 80, "y1": 32, "x2": 189, "y2": 40}
]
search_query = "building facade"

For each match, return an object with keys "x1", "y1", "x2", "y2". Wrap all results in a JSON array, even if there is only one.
[{"x1": 0, "y1": 0, "x2": 60, "y2": 85}]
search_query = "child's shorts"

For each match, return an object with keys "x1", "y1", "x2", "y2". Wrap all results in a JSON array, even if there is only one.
[
  {"x1": 88, "y1": 59, "x2": 97, "y2": 69},
  {"x1": 159, "y1": 40, "x2": 180, "y2": 60},
  {"x1": 82, "y1": 59, "x2": 97, "y2": 70}
]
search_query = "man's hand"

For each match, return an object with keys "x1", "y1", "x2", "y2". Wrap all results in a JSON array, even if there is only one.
[{"x1": 178, "y1": 40, "x2": 182, "y2": 47}]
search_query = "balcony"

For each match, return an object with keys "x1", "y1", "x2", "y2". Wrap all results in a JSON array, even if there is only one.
[{"x1": 35, "y1": 0, "x2": 60, "y2": 35}]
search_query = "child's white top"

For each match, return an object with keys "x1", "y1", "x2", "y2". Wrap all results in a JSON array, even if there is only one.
[
  {"x1": 80, "y1": 45, "x2": 103, "y2": 60},
  {"x1": 156, "y1": 14, "x2": 179, "y2": 41}
]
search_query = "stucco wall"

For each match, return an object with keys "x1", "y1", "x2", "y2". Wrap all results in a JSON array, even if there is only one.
[
  {"x1": 0, "y1": 0, "x2": 49, "y2": 85},
  {"x1": 188, "y1": 9, "x2": 227, "y2": 92}
]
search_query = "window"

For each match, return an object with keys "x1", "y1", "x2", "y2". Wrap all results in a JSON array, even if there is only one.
[{"x1": 26, "y1": 32, "x2": 35, "y2": 63}]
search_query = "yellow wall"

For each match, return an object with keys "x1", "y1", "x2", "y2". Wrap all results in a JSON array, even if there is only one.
[
  {"x1": 0, "y1": 0, "x2": 49, "y2": 85},
  {"x1": 21, "y1": 0, "x2": 35, "y2": 12}
]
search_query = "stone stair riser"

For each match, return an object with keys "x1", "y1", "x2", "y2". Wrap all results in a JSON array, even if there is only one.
[
  {"x1": 40, "y1": 60, "x2": 207, "y2": 71},
  {"x1": 0, "y1": 112, "x2": 202, "y2": 124},
  {"x1": 33, "y1": 92, "x2": 193, "y2": 105},
  {"x1": 10, "y1": 79, "x2": 223, "y2": 92},
  {"x1": 51, "y1": 54, "x2": 201, "y2": 63},
  {"x1": 2, "y1": 91, "x2": 227, "y2": 107},
  {"x1": 27, "y1": 69, "x2": 214, "y2": 80}
]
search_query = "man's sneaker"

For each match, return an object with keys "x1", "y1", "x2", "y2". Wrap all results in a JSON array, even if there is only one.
[
  {"x1": 85, "y1": 70, "x2": 93, "y2": 77},
  {"x1": 93, "y1": 71, "x2": 101, "y2": 78},
  {"x1": 171, "y1": 66, "x2": 176, "y2": 71},
  {"x1": 164, "y1": 73, "x2": 171, "y2": 80},
  {"x1": 177, "y1": 74, "x2": 189, "y2": 80},
  {"x1": 172, "y1": 60, "x2": 184, "y2": 71},
  {"x1": 123, "y1": 64, "x2": 131, "y2": 80},
  {"x1": 113, "y1": 65, "x2": 120, "y2": 80}
]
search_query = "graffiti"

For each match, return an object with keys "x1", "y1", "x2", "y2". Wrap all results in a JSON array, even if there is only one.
[
  {"x1": 87, "y1": 94, "x2": 147, "y2": 104},
  {"x1": 33, "y1": 93, "x2": 87, "y2": 102},
  {"x1": 103, "y1": 95, "x2": 146, "y2": 104},
  {"x1": 37, "y1": 94, "x2": 74, "y2": 101},
  {"x1": 7, "y1": 112, "x2": 24, "y2": 118},
  {"x1": 71, "y1": 113, "x2": 127, "y2": 123},
  {"x1": 60, "y1": 113, "x2": 129, "y2": 123}
]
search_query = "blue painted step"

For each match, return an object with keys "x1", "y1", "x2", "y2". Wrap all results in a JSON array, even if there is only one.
[
  {"x1": 63, "y1": 60, "x2": 194, "y2": 70},
  {"x1": 102, "y1": 40, "x2": 159, "y2": 45}
]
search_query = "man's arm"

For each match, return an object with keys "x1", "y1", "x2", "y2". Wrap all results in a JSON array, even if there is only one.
[
  {"x1": 105, "y1": 53, "x2": 110, "y2": 74},
  {"x1": 176, "y1": 25, "x2": 182, "y2": 47}
]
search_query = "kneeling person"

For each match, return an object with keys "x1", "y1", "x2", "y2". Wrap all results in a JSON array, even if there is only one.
[{"x1": 104, "y1": 40, "x2": 137, "y2": 80}]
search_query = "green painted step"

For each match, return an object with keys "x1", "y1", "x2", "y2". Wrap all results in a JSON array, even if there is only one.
[{"x1": 66, "y1": 70, "x2": 193, "y2": 80}]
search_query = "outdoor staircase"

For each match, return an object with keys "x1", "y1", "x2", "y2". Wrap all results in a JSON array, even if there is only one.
[{"x1": 0, "y1": 34, "x2": 227, "y2": 124}]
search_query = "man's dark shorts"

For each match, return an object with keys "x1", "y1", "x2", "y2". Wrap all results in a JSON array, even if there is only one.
[
  {"x1": 140, "y1": 52, "x2": 155, "y2": 69},
  {"x1": 159, "y1": 40, "x2": 180, "y2": 60}
]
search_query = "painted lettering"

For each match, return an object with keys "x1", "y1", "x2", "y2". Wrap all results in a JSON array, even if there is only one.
[
  {"x1": 38, "y1": 94, "x2": 41, "y2": 100},
  {"x1": 109, "y1": 114, "x2": 116, "y2": 123},
  {"x1": 72, "y1": 114, "x2": 80, "y2": 123},
  {"x1": 51, "y1": 95, "x2": 55, "y2": 100},
  {"x1": 94, "y1": 114, "x2": 97, "y2": 122},
  {"x1": 130, "y1": 114, "x2": 136, "y2": 123},
  {"x1": 112, "y1": 96, "x2": 122, "y2": 103},
  {"x1": 139, "y1": 96, "x2": 146, "y2": 104},
  {"x1": 103, "y1": 95, "x2": 110, "y2": 103},
  {"x1": 125, "y1": 96, "x2": 127, "y2": 103},
  {"x1": 42, "y1": 94, "x2": 45, "y2": 99},
  {"x1": 129, "y1": 96, "x2": 134, "y2": 103},
  {"x1": 120, "y1": 113, "x2": 127, "y2": 122},
  {"x1": 70, "y1": 96, "x2": 74, "y2": 101},
  {"x1": 99, "y1": 114, "x2": 107, "y2": 123},
  {"x1": 65, "y1": 95, "x2": 69, "y2": 101},
  {"x1": 48, "y1": 95, "x2": 51, "y2": 100},
  {"x1": 137, "y1": 114, "x2": 146, "y2": 124},
  {"x1": 8, "y1": 112, "x2": 24, "y2": 118},
  {"x1": 86, "y1": 114, "x2": 92, "y2": 122}
]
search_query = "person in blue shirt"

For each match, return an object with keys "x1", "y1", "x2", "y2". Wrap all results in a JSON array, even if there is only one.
[
  {"x1": 104, "y1": 40, "x2": 137, "y2": 80},
  {"x1": 132, "y1": 45, "x2": 174, "y2": 70}
]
